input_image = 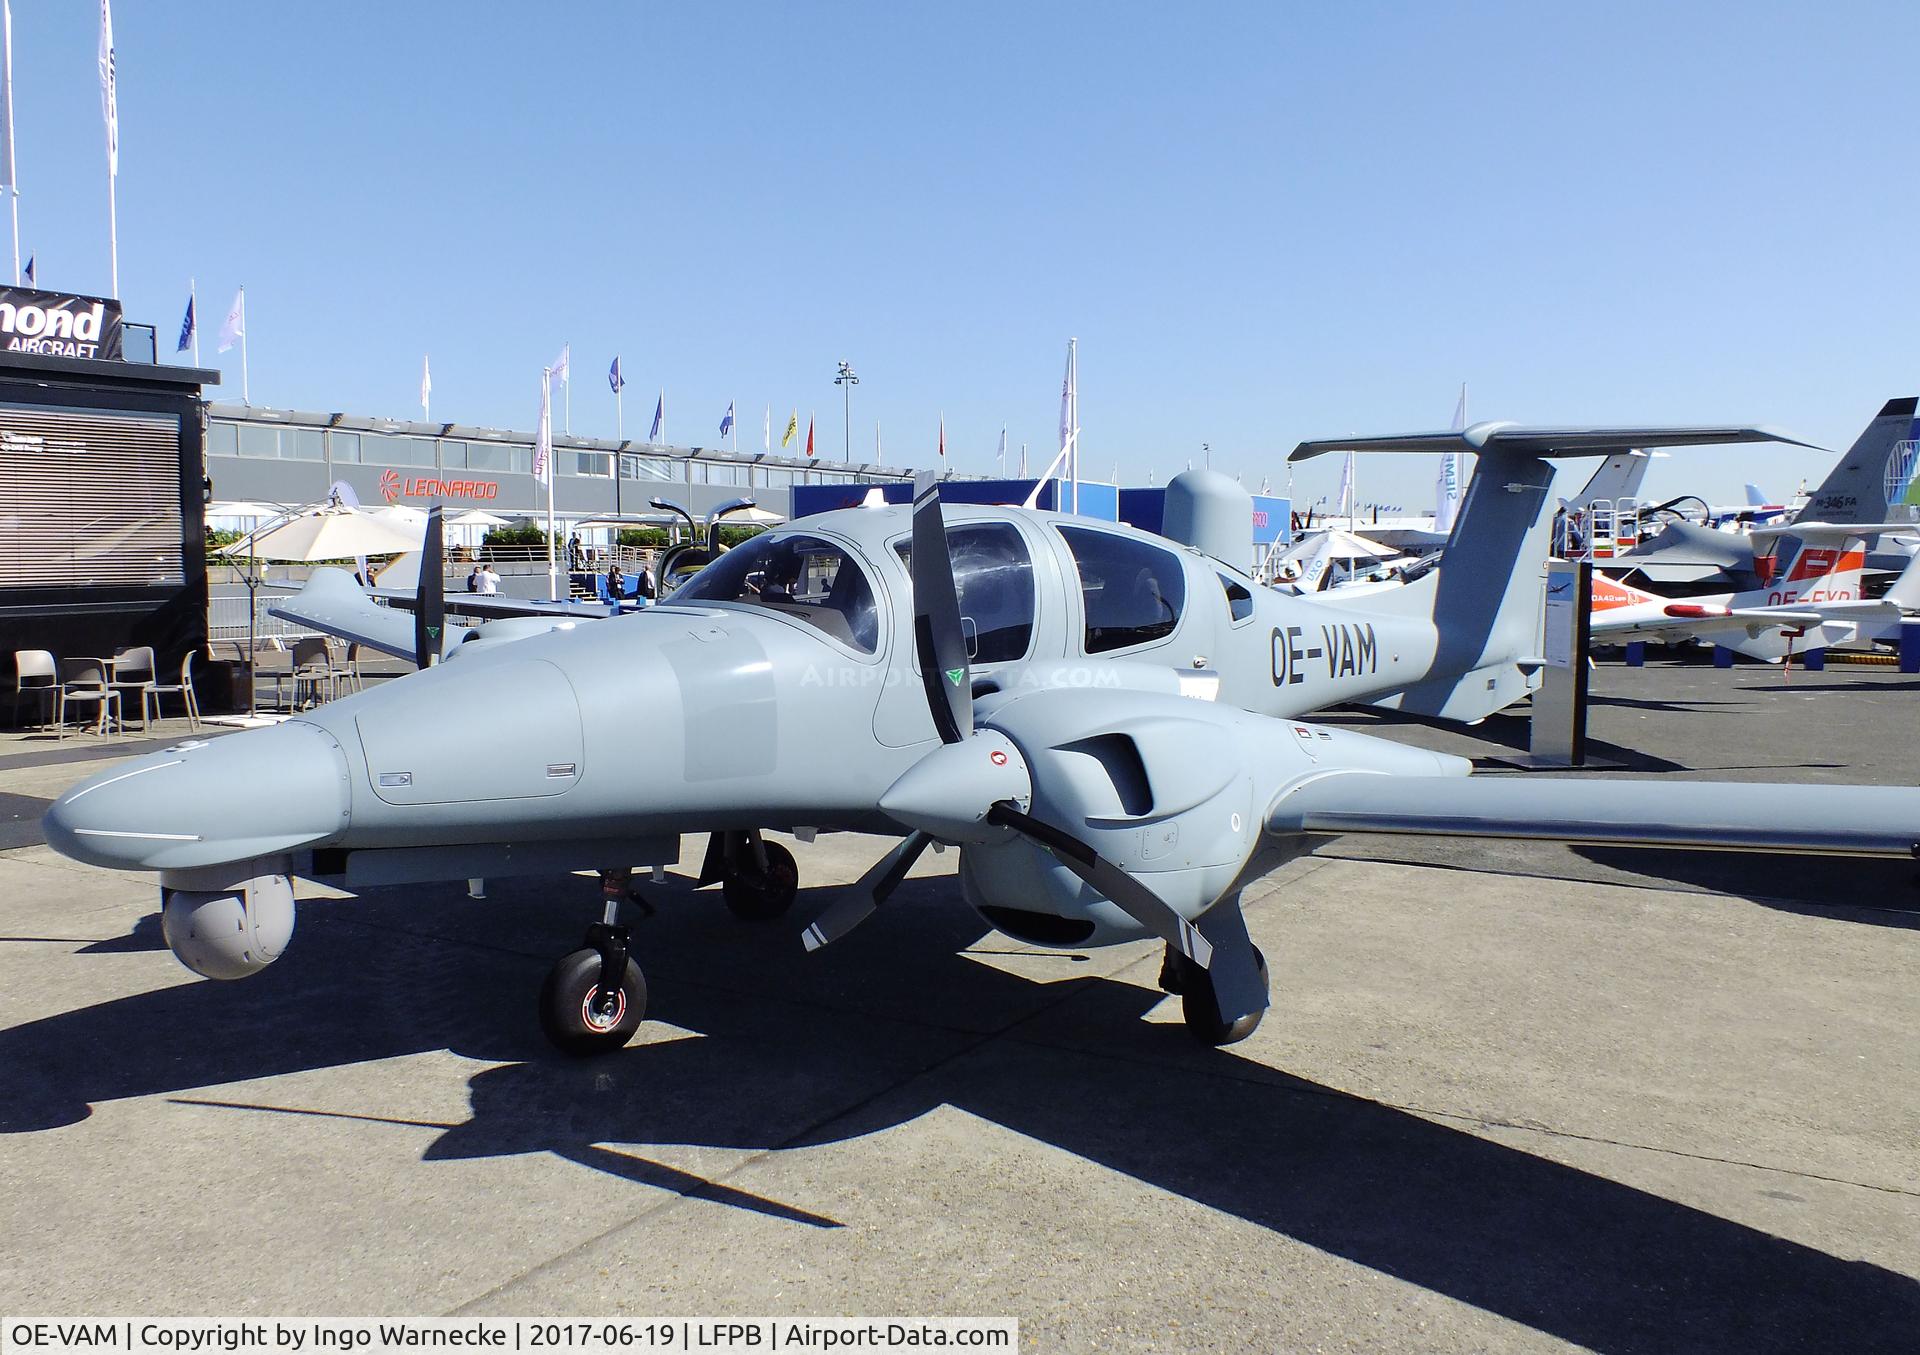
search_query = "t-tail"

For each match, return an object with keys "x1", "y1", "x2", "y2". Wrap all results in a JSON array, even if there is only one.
[{"x1": 1289, "y1": 420, "x2": 1821, "y2": 722}]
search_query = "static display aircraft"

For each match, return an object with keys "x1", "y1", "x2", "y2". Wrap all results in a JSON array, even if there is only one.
[
  {"x1": 44, "y1": 422, "x2": 1920, "y2": 1056},
  {"x1": 1609, "y1": 397, "x2": 1919, "y2": 591},
  {"x1": 1590, "y1": 521, "x2": 1920, "y2": 659}
]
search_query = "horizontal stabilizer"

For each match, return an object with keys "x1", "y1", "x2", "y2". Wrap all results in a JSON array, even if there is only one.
[
  {"x1": 1268, "y1": 772, "x2": 1920, "y2": 857},
  {"x1": 1291, "y1": 422, "x2": 1821, "y2": 462},
  {"x1": 270, "y1": 567, "x2": 453, "y2": 665},
  {"x1": 1749, "y1": 520, "x2": 1912, "y2": 539}
]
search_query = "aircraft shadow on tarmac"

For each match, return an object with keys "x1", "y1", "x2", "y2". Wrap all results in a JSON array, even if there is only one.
[
  {"x1": 4, "y1": 874, "x2": 1917, "y2": 1353},
  {"x1": 1568, "y1": 847, "x2": 1920, "y2": 927}
]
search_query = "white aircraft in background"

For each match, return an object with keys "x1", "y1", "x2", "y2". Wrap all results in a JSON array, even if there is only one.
[{"x1": 1590, "y1": 521, "x2": 1920, "y2": 660}]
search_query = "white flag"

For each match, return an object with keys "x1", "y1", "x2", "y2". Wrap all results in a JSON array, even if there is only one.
[
  {"x1": 1434, "y1": 454, "x2": 1461, "y2": 534},
  {"x1": 217, "y1": 287, "x2": 245, "y2": 353},
  {"x1": 549, "y1": 343, "x2": 570, "y2": 388},
  {"x1": 420, "y1": 354, "x2": 432, "y2": 417},
  {"x1": 97, "y1": 0, "x2": 116, "y2": 178},
  {"x1": 1435, "y1": 382, "x2": 1466, "y2": 534},
  {"x1": 533, "y1": 373, "x2": 553, "y2": 485},
  {"x1": 1058, "y1": 346, "x2": 1074, "y2": 450}
]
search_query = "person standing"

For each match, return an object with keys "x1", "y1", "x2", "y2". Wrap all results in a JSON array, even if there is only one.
[
  {"x1": 606, "y1": 563, "x2": 625, "y2": 603},
  {"x1": 477, "y1": 563, "x2": 500, "y2": 595}
]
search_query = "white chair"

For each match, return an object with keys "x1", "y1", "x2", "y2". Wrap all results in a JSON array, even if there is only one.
[
  {"x1": 148, "y1": 650, "x2": 203, "y2": 730},
  {"x1": 109, "y1": 645, "x2": 159, "y2": 731},
  {"x1": 56, "y1": 658, "x2": 120, "y2": 738},
  {"x1": 12, "y1": 650, "x2": 57, "y2": 730}
]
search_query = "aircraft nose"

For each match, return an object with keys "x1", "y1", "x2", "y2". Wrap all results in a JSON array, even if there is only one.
[{"x1": 43, "y1": 722, "x2": 353, "y2": 873}]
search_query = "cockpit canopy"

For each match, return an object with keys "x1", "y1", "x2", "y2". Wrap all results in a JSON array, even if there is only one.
[{"x1": 673, "y1": 532, "x2": 881, "y2": 652}]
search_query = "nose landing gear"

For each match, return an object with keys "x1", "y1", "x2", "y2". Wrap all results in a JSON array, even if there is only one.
[{"x1": 538, "y1": 872, "x2": 653, "y2": 1055}]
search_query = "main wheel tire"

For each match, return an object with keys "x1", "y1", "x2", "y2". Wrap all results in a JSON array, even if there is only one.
[
  {"x1": 539, "y1": 947, "x2": 647, "y2": 1055},
  {"x1": 722, "y1": 840, "x2": 799, "y2": 921},
  {"x1": 1181, "y1": 947, "x2": 1269, "y2": 1047}
]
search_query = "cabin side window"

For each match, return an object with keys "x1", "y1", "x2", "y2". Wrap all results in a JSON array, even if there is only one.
[{"x1": 1058, "y1": 526, "x2": 1187, "y2": 654}]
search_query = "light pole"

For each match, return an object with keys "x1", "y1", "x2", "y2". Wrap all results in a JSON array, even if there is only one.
[{"x1": 835, "y1": 360, "x2": 859, "y2": 462}]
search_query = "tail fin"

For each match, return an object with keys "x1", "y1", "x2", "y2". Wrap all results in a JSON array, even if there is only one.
[
  {"x1": 1290, "y1": 421, "x2": 1821, "y2": 723},
  {"x1": 1802, "y1": 397, "x2": 1918, "y2": 523},
  {"x1": 1569, "y1": 450, "x2": 1659, "y2": 511},
  {"x1": 1744, "y1": 482, "x2": 1770, "y2": 507},
  {"x1": 1591, "y1": 571, "x2": 1665, "y2": 612},
  {"x1": 1322, "y1": 449, "x2": 1561, "y2": 719},
  {"x1": 1766, "y1": 535, "x2": 1866, "y2": 604}
]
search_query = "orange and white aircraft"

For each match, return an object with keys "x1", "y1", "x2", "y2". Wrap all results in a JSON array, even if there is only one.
[{"x1": 1589, "y1": 522, "x2": 1920, "y2": 660}]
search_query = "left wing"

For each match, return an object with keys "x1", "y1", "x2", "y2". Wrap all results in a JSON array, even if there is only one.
[{"x1": 1268, "y1": 771, "x2": 1920, "y2": 857}]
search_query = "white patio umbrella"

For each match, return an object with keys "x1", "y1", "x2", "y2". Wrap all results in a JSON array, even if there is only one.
[
  {"x1": 218, "y1": 506, "x2": 425, "y2": 714},
  {"x1": 221, "y1": 505, "x2": 424, "y2": 561},
  {"x1": 447, "y1": 509, "x2": 513, "y2": 528},
  {"x1": 715, "y1": 505, "x2": 786, "y2": 527}
]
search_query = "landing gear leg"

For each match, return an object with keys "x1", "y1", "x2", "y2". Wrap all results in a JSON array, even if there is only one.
[
  {"x1": 1172, "y1": 896, "x2": 1270, "y2": 1047},
  {"x1": 539, "y1": 893, "x2": 647, "y2": 1055},
  {"x1": 712, "y1": 830, "x2": 800, "y2": 921}
]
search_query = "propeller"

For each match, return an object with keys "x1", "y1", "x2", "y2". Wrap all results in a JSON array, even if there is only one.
[
  {"x1": 414, "y1": 504, "x2": 445, "y2": 669},
  {"x1": 798, "y1": 480, "x2": 1243, "y2": 1013},
  {"x1": 911, "y1": 475, "x2": 972, "y2": 744}
]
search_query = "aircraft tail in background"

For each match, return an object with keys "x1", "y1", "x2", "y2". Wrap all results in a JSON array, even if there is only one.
[
  {"x1": 1800, "y1": 397, "x2": 1918, "y2": 524},
  {"x1": 1568, "y1": 449, "x2": 1661, "y2": 512}
]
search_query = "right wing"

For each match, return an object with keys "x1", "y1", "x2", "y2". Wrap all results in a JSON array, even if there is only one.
[{"x1": 1267, "y1": 771, "x2": 1920, "y2": 858}]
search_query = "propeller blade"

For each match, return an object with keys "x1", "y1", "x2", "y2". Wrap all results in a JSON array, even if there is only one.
[
  {"x1": 414, "y1": 505, "x2": 445, "y2": 669},
  {"x1": 911, "y1": 475, "x2": 971, "y2": 744},
  {"x1": 986, "y1": 803, "x2": 1213, "y2": 968},
  {"x1": 799, "y1": 831, "x2": 932, "y2": 952}
]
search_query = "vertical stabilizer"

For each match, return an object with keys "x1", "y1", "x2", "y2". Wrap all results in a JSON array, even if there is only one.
[{"x1": 1802, "y1": 398, "x2": 1918, "y2": 524}]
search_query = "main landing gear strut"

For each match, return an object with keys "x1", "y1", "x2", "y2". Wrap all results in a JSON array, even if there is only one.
[
  {"x1": 698, "y1": 829, "x2": 799, "y2": 920},
  {"x1": 538, "y1": 869, "x2": 653, "y2": 1055}
]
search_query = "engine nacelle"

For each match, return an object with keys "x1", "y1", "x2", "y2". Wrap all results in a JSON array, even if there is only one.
[
  {"x1": 958, "y1": 690, "x2": 1300, "y2": 948},
  {"x1": 160, "y1": 872, "x2": 296, "y2": 979}
]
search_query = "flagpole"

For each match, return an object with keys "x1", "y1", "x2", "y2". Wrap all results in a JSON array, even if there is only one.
[
  {"x1": 239, "y1": 291, "x2": 250, "y2": 403},
  {"x1": 541, "y1": 367, "x2": 558, "y2": 601},
  {"x1": 616, "y1": 386, "x2": 623, "y2": 440},
  {"x1": 3, "y1": 0, "x2": 16, "y2": 286},
  {"x1": 100, "y1": 0, "x2": 117, "y2": 298}
]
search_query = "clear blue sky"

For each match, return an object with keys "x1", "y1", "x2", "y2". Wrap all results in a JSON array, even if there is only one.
[{"x1": 10, "y1": 2, "x2": 1918, "y2": 509}]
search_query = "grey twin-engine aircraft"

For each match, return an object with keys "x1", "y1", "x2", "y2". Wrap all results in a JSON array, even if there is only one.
[{"x1": 43, "y1": 423, "x2": 1920, "y2": 1053}]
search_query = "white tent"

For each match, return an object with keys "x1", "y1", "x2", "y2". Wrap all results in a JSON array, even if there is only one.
[{"x1": 1276, "y1": 527, "x2": 1395, "y2": 566}]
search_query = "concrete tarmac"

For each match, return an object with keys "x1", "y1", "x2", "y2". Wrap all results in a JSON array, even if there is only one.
[{"x1": 1, "y1": 658, "x2": 1916, "y2": 1351}]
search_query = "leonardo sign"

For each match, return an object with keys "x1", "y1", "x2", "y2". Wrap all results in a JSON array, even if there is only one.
[{"x1": 0, "y1": 285, "x2": 123, "y2": 360}]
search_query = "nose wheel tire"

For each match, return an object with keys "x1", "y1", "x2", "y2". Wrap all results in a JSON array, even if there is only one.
[
  {"x1": 539, "y1": 947, "x2": 647, "y2": 1055},
  {"x1": 723, "y1": 840, "x2": 799, "y2": 920},
  {"x1": 1176, "y1": 946, "x2": 1269, "y2": 1047}
]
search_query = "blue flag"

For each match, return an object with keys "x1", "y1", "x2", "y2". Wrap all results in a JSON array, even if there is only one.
[
  {"x1": 649, "y1": 393, "x2": 663, "y2": 440},
  {"x1": 608, "y1": 355, "x2": 624, "y2": 393},
  {"x1": 176, "y1": 294, "x2": 195, "y2": 353},
  {"x1": 22, "y1": 255, "x2": 33, "y2": 287},
  {"x1": 720, "y1": 401, "x2": 734, "y2": 437}
]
